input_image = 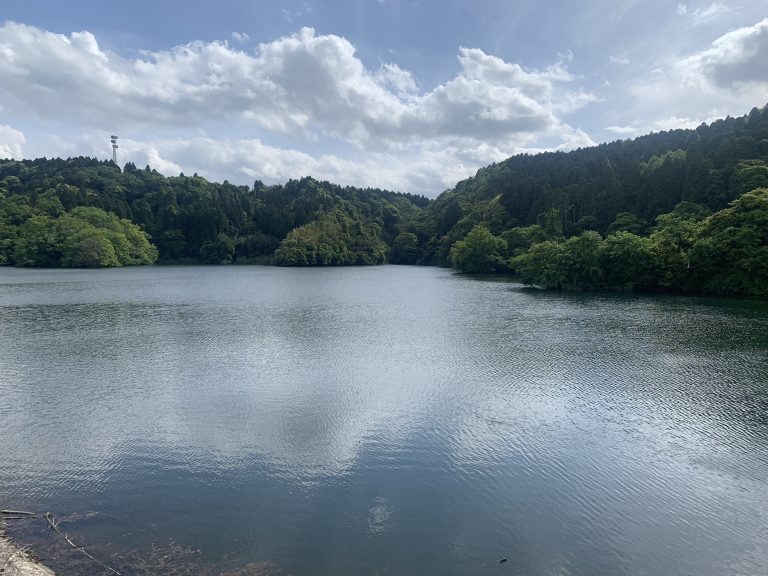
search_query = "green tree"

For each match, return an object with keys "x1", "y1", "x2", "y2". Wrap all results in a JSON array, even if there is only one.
[
  {"x1": 501, "y1": 225, "x2": 549, "y2": 256},
  {"x1": 512, "y1": 240, "x2": 567, "y2": 289},
  {"x1": 449, "y1": 225, "x2": 507, "y2": 273},
  {"x1": 607, "y1": 212, "x2": 649, "y2": 236},
  {"x1": 560, "y1": 231, "x2": 605, "y2": 290},
  {"x1": 391, "y1": 231, "x2": 420, "y2": 264},
  {"x1": 63, "y1": 229, "x2": 120, "y2": 267},
  {"x1": 199, "y1": 233, "x2": 236, "y2": 264},
  {"x1": 600, "y1": 232, "x2": 653, "y2": 290},
  {"x1": 645, "y1": 202, "x2": 709, "y2": 289},
  {"x1": 14, "y1": 215, "x2": 62, "y2": 266},
  {"x1": 689, "y1": 188, "x2": 768, "y2": 295}
]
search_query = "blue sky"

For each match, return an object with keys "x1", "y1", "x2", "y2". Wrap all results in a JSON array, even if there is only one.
[{"x1": 0, "y1": 1, "x2": 766, "y2": 196}]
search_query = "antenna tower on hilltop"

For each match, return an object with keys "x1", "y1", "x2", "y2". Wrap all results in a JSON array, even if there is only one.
[{"x1": 110, "y1": 135, "x2": 119, "y2": 164}]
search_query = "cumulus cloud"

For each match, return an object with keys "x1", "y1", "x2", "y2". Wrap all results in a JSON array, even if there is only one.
[
  {"x1": 139, "y1": 135, "x2": 501, "y2": 195},
  {"x1": 0, "y1": 21, "x2": 599, "y2": 195},
  {"x1": 0, "y1": 22, "x2": 593, "y2": 152},
  {"x1": 623, "y1": 18, "x2": 768, "y2": 135},
  {"x1": 45, "y1": 130, "x2": 512, "y2": 196},
  {"x1": 681, "y1": 17, "x2": 768, "y2": 88},
  {"x1": 231, "y1": 31, "x2": 250, "y2": 43},
  {"x1": 0, "y1": 124, "x2": 25, "y2": 158}
]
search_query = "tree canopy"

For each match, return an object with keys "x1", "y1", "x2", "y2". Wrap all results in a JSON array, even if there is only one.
[{"x1": 1, "y1": 105, "x2": 767, "y2": 296}]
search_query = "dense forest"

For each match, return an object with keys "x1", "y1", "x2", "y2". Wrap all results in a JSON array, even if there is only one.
[
  {"x1": 1, "y1": 105, "x2": 767, "y2": 295},
  {"x1": 0, "y1": 161, "x2": 427, "y2": 267},
  {"x1": 417, "y1": 105, "x2": 768, "y2": 296}
]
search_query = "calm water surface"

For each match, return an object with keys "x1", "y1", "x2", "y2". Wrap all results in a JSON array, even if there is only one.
[{"x1": 0, "y1": 266, "x2": 766, "y2": 575}]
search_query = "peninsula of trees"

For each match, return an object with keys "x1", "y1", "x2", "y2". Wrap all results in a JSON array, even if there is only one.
[{"x1": 1, "y1": 105, "x2": 767, "y2": 296}]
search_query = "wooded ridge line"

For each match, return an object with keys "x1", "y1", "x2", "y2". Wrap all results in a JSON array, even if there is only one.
[{"x1": 1, "y1": 105, "x2": 766, "y2": 295}]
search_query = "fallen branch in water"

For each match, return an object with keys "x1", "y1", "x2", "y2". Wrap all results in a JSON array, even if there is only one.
[
  {"x1": 42, "y1": 512, "x2": 122, "y2": 576},
  {"x1": 1, "y1": 510, "x2": 36, "y2": 516}
]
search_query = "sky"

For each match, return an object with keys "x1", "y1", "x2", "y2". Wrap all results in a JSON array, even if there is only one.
[{"x1": 0, "y1": 1, "x2": 766, "y2": 197}]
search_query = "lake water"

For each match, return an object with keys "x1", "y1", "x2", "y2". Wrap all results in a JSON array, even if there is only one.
[{"x1": 0, "y1": 265, "x2": 766, "y2": 576}]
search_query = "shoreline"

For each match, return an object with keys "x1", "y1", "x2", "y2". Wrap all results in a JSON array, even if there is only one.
[{"x1": 0, "y1": 531, "x2": 55, "y2": 576}]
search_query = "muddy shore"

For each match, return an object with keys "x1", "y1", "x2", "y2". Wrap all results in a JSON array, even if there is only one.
[{"x1": 0, "y1": 532, "x2": 55, "y2": 576}]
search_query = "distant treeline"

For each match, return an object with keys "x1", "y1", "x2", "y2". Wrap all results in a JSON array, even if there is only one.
[
  {"x1": 0, "y1": 161, "x2": 428, "y2": 267},
  {"x1": 1, "y1": 105, "x2": 767, "y2": 296}
]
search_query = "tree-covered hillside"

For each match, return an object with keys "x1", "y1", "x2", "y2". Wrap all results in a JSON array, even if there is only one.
[
  {"x1": 406, "y1": 105, "x2": 768, "y2": 296},
  {"x1": 414, "y1": 105, "x2": 768, "y2": 267},
  {"x1": 0, "y1": 159, "x2": 427, "y2": 267},
  {"x1": 1, "y1": 105, "x2": 767, "y2": 296}
]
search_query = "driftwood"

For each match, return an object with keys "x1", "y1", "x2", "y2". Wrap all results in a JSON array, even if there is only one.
[
  {"x1": 42, "y1": 512, "x2": 122, "y2": 576},
  {"x1": 1, "y1": 511, "x2": 36, "y2": 516}
]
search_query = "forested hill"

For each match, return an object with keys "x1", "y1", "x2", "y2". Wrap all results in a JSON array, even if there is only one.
[
  {"x1": 418, "y1": 105, "x2": 768, "y2": 266},
  {"x1": 411, "y1": 105, "x2": 767, "y2": 296},
  {"x1": 1, "y1": 105, "x2": 767, "y2": 295},
  {"x1": 0, "y1": 160, "x2": 428, "y2": 267}
]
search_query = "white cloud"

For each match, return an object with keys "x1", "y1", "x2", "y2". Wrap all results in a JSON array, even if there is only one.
[
  {"x1": 146, "y1": 135, "x2": 502, "y2": 195},
  {"x1": 231, "y1": 31, "x2": 250, "y2": 43},
  {"x1": 0, "y1": 21, "x2": 598, "y2": 195},
  {"x1": 606, "y1": 116, "x2": 709, "y2": 138},
  {"x1": 697, "y1": 3, "x2": 730, "y2": 21},
  {"x1": 42, "y1": 130, "x2": 520, "y2": 196},
  {"x1": 0, "y1": 22, "x2": 594, "y2": 152},
  {"x1": 609, "y1": 55, "x2": 630, "y2": 65},
  {"x1": 681, "y1": 18, "x2": 768, "y2": 88},
  {"x1": 0, "y1": 124, "x2": 25, "y2": 158},
  {"x1": 677, "y1": 3, "x2": 731, "y2": 25},
  {"x1": 374, "y1": 62, "x2": 418, "y2": 100},
  {"x1": 606, "y1": 125, "x2": 639, "y2": 136},
  {"x1": 623, "y1": 18, "x2": 768, "y2": 135}
]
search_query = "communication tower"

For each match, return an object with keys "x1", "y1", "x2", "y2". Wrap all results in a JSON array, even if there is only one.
[{"x1": 110, "y1": 135, "x2": 119, "y2": 164}]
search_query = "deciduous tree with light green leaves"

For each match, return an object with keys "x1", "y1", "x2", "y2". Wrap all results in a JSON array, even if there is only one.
[
  {"x1": 689, "y1": 188, "x2": 768, "y2": 295},
  {"x1": 9, "y1": 206, "x2": 157, "y2": 268},
  {"x1": 449, "y1": 225, "x2": 508, "y2": 273}
]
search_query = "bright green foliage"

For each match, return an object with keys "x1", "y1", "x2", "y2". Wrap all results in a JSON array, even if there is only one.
[
  {"x1": 600, "y1": 232, "x2": 653, "y2": 291},
  {"x1": 645, "y1": 202, "x2": 708, "y2": 289},
  {"x1": 729, "y1": 160, "x2": 768, "y2": 197},
  {"x1": 560, "y1": 232, "x2": 605, "y2": 290},
  {"x1": 639, "y1": 149, "x2": 687, "y2": 174},
  {"x1": 13, "y1": 215, "x2": 62, "y2": 267},
  {"x1": 449, "y1": 225, "x2": 508, "y2": 273},
  {"x1": 512, "y1": 240, "x2": 567, "y2": 289},
  {"x1": 0, "y1": 160, "x2": 426, "y2": 267},
  {"x1": 513, "y1": 232, "x2": 605, "y2": 290},
  {"x1": 426, "y1": 106, "x2": 768, "y2": 271},
  {"x1": 9, "y1": 207, "x2": 157, "y2": 268},
  {"x1": 607, "y1": 212, "x2": 649, "y2": 236},
  {"x1": 689, "y1": 188, "x2": 768, "y2": 295},
  {"x1": 512, "y1": 189, "x2": 768, "y2": 295},
  {"x1": 63, "y1": 230, "x2": 120, "y2": 267},
  {"x1": 2, "y1": 106, "x2": 768, "y2": 292},
  {"x1": 275, "y1": 208, "x2": 387, "y2": 266},
  {"x1": 501, "y1": 225, "x2": 549, "y2": 256}
]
